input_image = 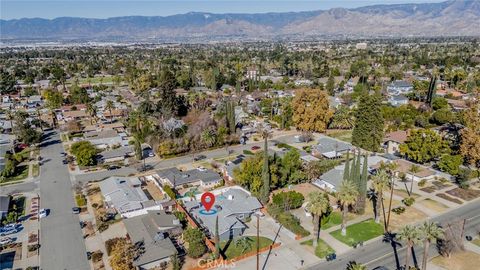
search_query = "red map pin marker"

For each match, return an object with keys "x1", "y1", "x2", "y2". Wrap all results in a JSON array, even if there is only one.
[{"x1": 201, "y1": 192, "x2": 215, "y2": 212}]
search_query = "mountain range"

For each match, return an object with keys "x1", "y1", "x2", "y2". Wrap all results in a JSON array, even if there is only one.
[{"x1": 1, "y1": 0, "x2": 479, "y2": 42}]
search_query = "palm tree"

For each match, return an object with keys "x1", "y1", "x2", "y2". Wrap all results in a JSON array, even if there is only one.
[
  {"x1": 419, "y1": 222, "x2": 444, "y2": 270},
  {"x1": 345, "y1": 261, "x2": 367, "y2": 270},
  {"x1": 397, "y1": 225, "x2": 421, "y2": 269},
  {"x1": 380, "y1": 161, "x2": 398, "y2": 232},
  {"x1": 408, "y1": 165, "x2": 420, "y2": 196},
  {"x1": 305, "y1": 191, "x2": 330, "y2": 248},
  {"x1": 371, "y1": 169, "x2": 389, "y2": 225},
  {"x1": 86, "y1": 102, "x2": 97, "y2": 125},
  {"x1": 336, "y1": 180, "x2": 359, "y2": 236},
  {"x1": 105, "y1": 100, "x2": 114, "y2": 123},
  {"x1": 259, "y1": 126, "x2": 272, "y2": 204}
]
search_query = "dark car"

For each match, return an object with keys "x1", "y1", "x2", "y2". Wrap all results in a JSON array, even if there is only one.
[
  {"x1": 251, "y1": 146, "x2": 261, "y2": 151},
  {"x1": 107, "y1": 165, "x2": 121, "y2": 170},
  {"x1": 193, "y1": 155, "x2": 206, "y2": 161},
  {"x1": 62, "y1": 159, "x2": 68, "y2": 165},
  {"x1": 72, "y1": 207, "x2": 81, "y2": 214}
]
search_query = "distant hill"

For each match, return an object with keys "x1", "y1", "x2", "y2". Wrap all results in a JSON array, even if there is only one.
[{"x1": 1, "y1": 0, "x2": 479, "y2": 41}]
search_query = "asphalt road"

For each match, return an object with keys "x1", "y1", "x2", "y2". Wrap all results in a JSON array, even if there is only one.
[
  {"x1": 0, "y1": 181, "x2": 38, "y2": 195},
  {"x1": 74, "y1": 138, "x2": 268, "y2": 183},
  {"x1": 39, "y1": 131, "x2": 90, "y2": 270},
  {"x1": 304, "y1": 199, "x2": 480, "y2": 270}
]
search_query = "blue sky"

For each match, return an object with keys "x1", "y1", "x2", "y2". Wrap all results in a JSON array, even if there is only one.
[{"x1": 1, "y1": 0, "x2": 445, "y2": 20}]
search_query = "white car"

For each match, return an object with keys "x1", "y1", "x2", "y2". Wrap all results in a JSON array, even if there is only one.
[
  {"x1": 39, "y1": 208, "x2": 48, "y2": 218},
  {"x1": 0, "y1": 237, "x2": 14, "y2": 246}
]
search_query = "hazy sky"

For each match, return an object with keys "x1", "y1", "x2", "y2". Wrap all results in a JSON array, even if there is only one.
[{"x1": 1, "y1": 0, "x2": 446, "y2": 20}]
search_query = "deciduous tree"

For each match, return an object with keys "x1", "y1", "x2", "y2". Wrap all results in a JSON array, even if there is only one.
[{"x1": 292, "y1": 89, "x2": 333, "y2": 132}]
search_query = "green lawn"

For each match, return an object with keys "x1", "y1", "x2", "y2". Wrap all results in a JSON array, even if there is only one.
[
  {"x1": 0, "y1": 165, "x2": 29, "y2": 184},
  {"x1": 32, "y1": 164, "x2": 40, "y2": 177},
  {"x1": 330, "y1": 219, "x2": 384, "y2": 246},
  {"x1": 321, "y1": 211, "x2": 342, "y2": 230},
  {"x1": 301, "y1": 239, "x2": 335, "y2": 258},
  {"x1": 220, "y1": 236, "x2": 273, "y2": 259},
  {"x1": 328, "y1": 130, "x2": 353, "y2": 143},
  {"x1": 75, "y1": 194, "x2": 87, "y2": 207}
]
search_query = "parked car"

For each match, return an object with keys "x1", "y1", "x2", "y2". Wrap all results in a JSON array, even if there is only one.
[
  {"x1": 107, "y1": 165, "x2": 121, "y2": 170},
  {"x1": 0, "y1": 237, "x2": 14, "y2": 245},
  {"x1": 193, "y1": 155, "x2": 206, "y2": 161},
  {"x1": 251, "y1": 146, "x2": 261, "y2": 151},
  {"x1": 62, "y1": 159, "x2": 68, "y2": 165},
  {"x1": 72, "y1": 207, "x2": 80, "y2": 214},
  {"x1": 39, "y1": 208, "x2": 49, "y2": 218},
  {"x1": 0, "y1": 228, "x2": 17, "y2": 236}
]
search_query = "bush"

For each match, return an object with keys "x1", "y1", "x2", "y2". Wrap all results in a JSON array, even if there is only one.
[
  {"x1": 105, "y1": 238, "x2": 126, "y2": 256},
  {"x1": 418, "y1": 179, "x2": 427, "y2": 187},
  {"x1": 75, "y1": 194, "x2": 87, "y2": 207},
  {"x1": 91, "y1": 251, "x2": 103, "y2": 263},
  {"x1": 392, "y1": 207, "x2": 405, "y2": 215},
  {"x1": 182, "y1": 227, "x2": 206, "y2": 258},
  {"x1": 402, "y1": 197, "x2": 415, "y2": 207},
  {"x1": 272, "y1": 191, "x2": 305, "y2": 209},
  {"x1": 267, "y1": 204, "x2": 310, "y2": 237},
  {"x1": 437, "y1": 155, "x2": 463, "y2": 176},
  {"x1": 456, "y1": 168, "x2": 471, "y2": 189},
  {"x1": 163, "y1": 185, "x2": 176, "y2": 200}
]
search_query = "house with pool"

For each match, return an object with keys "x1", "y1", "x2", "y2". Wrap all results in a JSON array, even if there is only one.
[{"x1": 184, "y1": 187, "x2": 262, "y2": 241}]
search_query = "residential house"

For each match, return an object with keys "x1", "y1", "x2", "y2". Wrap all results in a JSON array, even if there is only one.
[
  {"x1": 83, "y1": 129, "x2": 127, "y2": 149},
  {"x1": 371, "y1": 159, "x2": 446, "y2": 182},
  {"x1": 98, "y1": 145, "x2": 134, "y2": 163},
  {"x1": 383, "y1": 130, "x2": 408, "y2": 155},
  {"x1": 388, "y1": 95, "x2": 409, "y2": 107},
  {"x1": 387, "y1": 80, "x2": 413, "y2": 96},
  {"x1": 154, "y1": 167, "x2": 222, "y2": 188},
  {"x1": 123, "y1": 210, "x2": 180, "y2": 269},
  {"x1": 185, "y1": 187, "x2": 262, "y2": 240},
  {"x1": 312, "y1": 136, "x2": 353, "y2": 159},
  {"x1": 220, "y1": 155, "x2": 246, "y2": 182},
  {"x1": 99, "y1": 176, "x2": 168, "y2": 218}
]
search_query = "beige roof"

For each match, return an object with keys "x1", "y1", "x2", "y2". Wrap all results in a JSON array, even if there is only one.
[
  {"x1": 373, "y1": 159, "x2": 435, "y2": 178},
  {"x1": 63, "y1": 110, "x2": 88, "y2": 118},
  {"x1": 384, "y1": 130, "x2": 408, "y2": 143}
]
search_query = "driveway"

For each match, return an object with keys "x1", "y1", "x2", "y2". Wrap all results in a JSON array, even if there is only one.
[{"x1": 39, "y1": 131, "x2": 90, "y2": 270}]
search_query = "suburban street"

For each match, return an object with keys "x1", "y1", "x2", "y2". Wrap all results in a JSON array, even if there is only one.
[
  {"x1": 38, "y1": 131, "x2": 90, "y2": 270},
  {"x1": 304, "y1": 199, "x2": 480, "y2": 270}
]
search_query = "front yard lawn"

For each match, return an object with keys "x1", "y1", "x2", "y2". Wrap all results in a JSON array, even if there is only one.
[
  {"x1": 301, "y1": 238, "x2": 335, "y2": 258},
  {"x1": 220, "y1": 236, "x2": 273, "y2": 259},
  {"x1": 330, "y1": 219, "x2": 384, "y2": 246},
  {"x1": 321, "y1": 211, "x2": 342, "y2": 230},
  {"x1": 327, "y1": 130, "x2": 353, "y2": 143},
  {"x1": 0, "y1": 165, "x2": 29, "y2": 184}
]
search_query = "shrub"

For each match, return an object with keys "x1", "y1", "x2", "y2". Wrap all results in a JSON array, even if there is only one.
[
  {"x1": 267, "y1": 204, "x2": 310, "y2": 237},
  {"x1": 28, "y1": 244, "x2": 40, "y2": 252},
  {"x1": 182, "y1": 227, "x2": 206, "y2": 258},
  {"x1": 272, "y1": 191, "x2": 305, "y2": 209},
  {"x1": 105, "y1": 238, "x2": 126, "y2": 256},
  {"x1": 418, "y1": 179, "x2": 427, "y2": 187},
  {"x1": 402, "y1": 197, "x2": 415, "y2": 207},
  {"x1": 91, "y1": 251, "x2": 103, "y2": 263},
  {"x1": 392, "y1": 207, "x2": 405, "y2": 215},
  {"x1": 163, "y1": 185, "x2": 177, "y2": 200}
]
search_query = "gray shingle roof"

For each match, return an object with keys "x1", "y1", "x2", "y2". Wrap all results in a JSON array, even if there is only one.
[
  {"x1": 156, "y1": 167, "x2": 221, "y2": 186},
  {"x1": 99, "y1": 145, "x2": 133, "y2": 160},
  {"x1": 314, "y1": 137, "x2": 353, "y2": 155},
  {"x1": 185, "y1": 188, "x2": 262, "y2": 236},
  {"x1": 99, "y1": 176, "x2": 149, "y2": 213},
  {"x1": 123, "y1": 211, "x2": 178, "y2": 267}
]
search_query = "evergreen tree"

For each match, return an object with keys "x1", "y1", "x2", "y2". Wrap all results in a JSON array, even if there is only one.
[
  {"x1": 426, "y1": 76, "x2": 437, "y2": 105},
  {"x1": 349, "y1": 150, "x2": 356, "y2": 182},
  {"x1": 157, "y1": 69, "x2": 177, "y2": 117},
  {"x1": 214, "y1": 216, "x2": 220, "y2": 259},
  {"x1": 343, "y1": 150, "x2": 350, "y2": 181},
  {"x1": 225, "y1": 100, "x2": 236, "y2": 134},
  {"x1": 352, "y1": 94, "x2": 384, "y2": 152},
  {"x1": 260, "y1": 134, "x2": 270, "y2": 204},
  {"x1": 356, "y1": 154, "x2": 369, "y2": 214}
]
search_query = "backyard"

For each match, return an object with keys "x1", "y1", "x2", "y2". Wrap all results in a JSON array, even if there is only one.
[{"x1": 330, "y1": 219, "x2": 384, "y2": 246}]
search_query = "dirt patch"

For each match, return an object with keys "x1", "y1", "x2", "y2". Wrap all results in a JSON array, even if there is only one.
[
  {"x1": 420, "y1": 186, "x2": 437, "y2": 193},
  {"x1": 446, "y1": 188, "x2": 480, "y2": 201},
  {"x1": 393, "y1": 189, "x2": 421, "y2": 199},
  {"x1": 431, "y1": 251, "x2": 480, "y2": 270},
  {"x1": 384, "y1": 205, "x2": 427, "y2": 231},
  {"x1": 418, "y1": 198, "x2": 449, "y2": 213},
  {"x1": 143, "y1": 180, "x2": 165, "y2": 201},
  {"x1": 436, "y1": 193, "x2": 463, "y2": 204}
]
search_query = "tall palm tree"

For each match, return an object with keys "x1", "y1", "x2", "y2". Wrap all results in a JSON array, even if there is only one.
[
  {"x1": 380, "y1": 161, "x2": 398, "y2": 232},
  {"x1": 419, "y1": 222, "x2": 444, "y2": 270},
  {"x1": 336, "y1": 180, "x2": 359, "y2": 236},
  {"x1": 408, "y1": 165, "x2": 420, "y2": 196},
  {"x1": 305, "y1": 191, "x2": 330, "y2": 248},
  {"x1": 86, "y1": 102, "x2": 97, "y2": 125},
  {"x1": 105, "y1": 100, "x2": 114, "y2": 123},
  {"x1": 397, "y1": 225, "x2": 421, "y2": 269},
  {"x1": 371, "y1": 169, "x2": 389, "y2": 225}
]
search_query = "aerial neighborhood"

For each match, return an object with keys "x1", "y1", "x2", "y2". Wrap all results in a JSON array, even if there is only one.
[{"x1": 1, "y1": 1, "x2": 480, "y2": 270}]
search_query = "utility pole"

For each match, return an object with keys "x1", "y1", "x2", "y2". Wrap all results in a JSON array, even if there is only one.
[{"x1": 256, "y1": 214, "x2": 260, "y2": 270}]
